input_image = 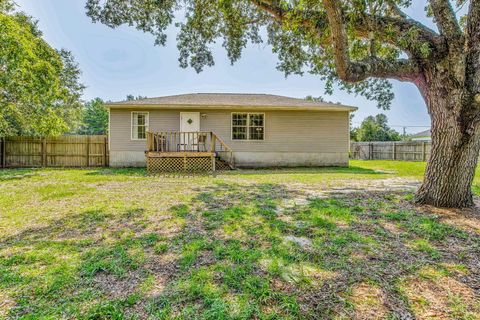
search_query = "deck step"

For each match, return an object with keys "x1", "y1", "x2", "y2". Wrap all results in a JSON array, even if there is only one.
[{"x1": 215, "y1": 157, "x2": 234, "y2": 171}]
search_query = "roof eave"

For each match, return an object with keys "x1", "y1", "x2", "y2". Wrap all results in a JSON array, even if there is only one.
[{"x1": 106, "y1": 103, "x2": 358, "y2": 112}]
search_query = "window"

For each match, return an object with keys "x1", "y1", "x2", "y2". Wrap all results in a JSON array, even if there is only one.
[
  {"x1": 131, "y1": 112, "x2": 149, "y2": 140},
  {"x1": 232, "y1": 113, "x2": 264, "y2": 141}
]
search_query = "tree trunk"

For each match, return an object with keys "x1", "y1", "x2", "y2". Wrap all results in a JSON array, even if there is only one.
[{"x1": 414, "y1": 82, "x2": 480, "y2": 208}]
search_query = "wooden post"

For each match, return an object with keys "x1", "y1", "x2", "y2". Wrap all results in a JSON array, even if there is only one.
[
  {"x1": 1, "y1": 137, "x2": 5, "y2": 168},
  {"x1": 146, "y1": 132, "x2": 151, "y2": 151},
  {"x1": 103, "y1": 136, "x2": 108, "y2": 167},
  {"x1": 86, "y1": 136, "x2": 90, "y2": 167},
  {"x1": 183, "y1": 155, "x2": 187, "y2": 172},
  {"x1": 392, "y1": 142, "x2": 396, "y2": 160},
  {"x1": 369, "y1": 143, "x2": 373, "y2": 160},
  {"x1": 42, "y1": 137, "x2": 47, "y2": 167},
  {"x1": 210, "y1": 133, "x2": 216, "y2": 153},
  {"x1": 211, "y1": 154, "x2": 216, "y2": 176},
  {"x1": 422, "y1": 142, "x2": 427, "y2": 161}
]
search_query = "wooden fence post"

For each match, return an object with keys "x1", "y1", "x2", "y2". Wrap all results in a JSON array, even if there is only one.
[
  {"x1": 42, "y1": 137, "x2": 47, "y2": 167},
  {"x1": 1, "y1": 137, "x2": 5, "y2": 168},
  {"x1": 422, "y1": 142, "x2": 427, "y2": 161},
  {"x1": 392, "y1": 142, "x2": 396, "y2": 160},
  {"x1": 369, "y1": 143, "x2": 373, "y2": 160},
  {"x1": 103, "y1": 136, "x2": 108, "y2": 167},
  {"x1": 86, "y1": 136, "x2": 90, "y2": 167}
]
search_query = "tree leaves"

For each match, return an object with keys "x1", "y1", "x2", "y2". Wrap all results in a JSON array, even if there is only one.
[
  {"x1": 0, "y1": 2, "x2": 84, "y2": 136},
  {"x1": 77, "y1": 98, "x2": 108, "y2": 135},
  {"x1": 355, "y1": 113, "x2": 401, "y2": 141}
]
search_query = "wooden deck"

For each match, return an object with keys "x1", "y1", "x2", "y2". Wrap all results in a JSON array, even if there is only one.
[
  {"x1": 146, "y1": 151, "x2": 215, "y2": 158},
  {"x1": 145, "y1": 132, "x2": 234, "y2": 174}
]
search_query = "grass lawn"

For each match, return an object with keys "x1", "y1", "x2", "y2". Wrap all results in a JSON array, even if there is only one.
[{"x1": 1, "y1": 161, "x2": 480, "y2": 319}]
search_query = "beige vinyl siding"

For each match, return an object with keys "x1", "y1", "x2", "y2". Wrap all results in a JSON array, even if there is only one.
[
  {"x1": 109, "y1": 108, "x2": 349, "y2": 153},
  {"x1": 109, "y1": 109, "x2": 179, "y2": 151},
  {"x1": 201, "y1": 110, "x2": 349, "y2": 153}
]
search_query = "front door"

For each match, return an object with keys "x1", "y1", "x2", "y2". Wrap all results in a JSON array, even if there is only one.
[{"x1": 180, "y1": 112, "x2": 200, "y2": 150}]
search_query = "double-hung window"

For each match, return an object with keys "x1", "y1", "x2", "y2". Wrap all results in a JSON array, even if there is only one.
[
  {"x1": 131, "y1": 112, "x2": 149, "y2": 140},
  {"x1": 232, "y1": 113, "x2": 264, "y2": 141}
]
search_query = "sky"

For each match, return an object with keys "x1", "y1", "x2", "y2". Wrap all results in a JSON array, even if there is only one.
[{"x1": 14, "y1": 0, "x2": 436, "y2": 133}]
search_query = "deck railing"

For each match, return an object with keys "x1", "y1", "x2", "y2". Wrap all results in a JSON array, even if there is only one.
[{"x1": 146, "y1": 131, "x2": 234, "y2": 168}]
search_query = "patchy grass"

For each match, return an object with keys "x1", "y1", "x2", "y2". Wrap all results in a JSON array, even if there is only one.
[{"x1": 0, "y1": 162, "x2": 480, "y2": 319}]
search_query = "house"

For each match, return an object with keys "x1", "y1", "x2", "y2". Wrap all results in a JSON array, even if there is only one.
[
  {"x1": 411, "y1": 129, "x2": 431, "y2": 142},
  {"x1": 106, "y1": 93, "x2": 357, "y2": 170}
]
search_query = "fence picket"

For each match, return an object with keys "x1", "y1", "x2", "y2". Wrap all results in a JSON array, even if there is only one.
[
  {"x1": 351, "y1": 141, "x2": 431, "y2": 161},
  {"x1": 0, "y1": 135, "x2": 108, "y2": 168}
]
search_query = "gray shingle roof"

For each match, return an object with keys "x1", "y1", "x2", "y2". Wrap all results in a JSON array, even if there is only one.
[
  {"x1": 411, "y1": 129, "x2": 431, "y2": 138},
  {"x1": 107, "y1": 93, "x2": 357, "y2": 111}
]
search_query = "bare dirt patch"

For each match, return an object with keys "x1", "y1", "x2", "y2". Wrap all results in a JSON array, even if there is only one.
[
  {"x1": 93, "y1": 271, "x2": 145, "y2": 299},
  {"x1": 145, "y1": 274, "x2": 167, "y2": 297},
  {"x1": 284, "y1": 235, "x2": 312, "y2": 248},
  {"x1": 283, "y1": 178, "x2": 420, "y2": 202},
  {"x1": 0, "y1": 290, "x2": 15, "y2": 318},
  {"x1": 402, "y1": 271, "x2": 480, "y2": 319},
  {"x1": 349, "y1": 283, "x2": 388, "y2": 320},
  {"x1": 325, "y1": 177, "x2": 420, "y2": 193},
  {"x1": 381, "y1": 221, "x2": 403, "y2": 235},
  {"x1": 419, "y1": 204, "x2": 480, "y2": 234}
]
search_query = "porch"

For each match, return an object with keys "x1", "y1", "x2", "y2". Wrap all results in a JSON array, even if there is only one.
[{"x1": 145, "y1": 131, "x2": 235, "y2": 174}]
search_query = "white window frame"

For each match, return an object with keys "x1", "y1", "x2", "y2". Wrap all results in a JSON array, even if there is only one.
[
  {"x1": 231, "y1": 112, "x2": 265, "y2": 141},
  {"x1": 131, "y1": 111, "x2": 149, "y2": 140}
]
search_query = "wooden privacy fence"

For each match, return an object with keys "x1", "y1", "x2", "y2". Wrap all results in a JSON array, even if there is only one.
[
  {"x1": 0, "y1": 135, "x2": 109, "y2": 168},
  {"x1": 350, "y1": 141, "x2": 431, "y2": 161}
]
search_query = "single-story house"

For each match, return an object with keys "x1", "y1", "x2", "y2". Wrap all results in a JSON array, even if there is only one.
[
  {"x1": 106, "y1": 93, "x2": 357, "y2": 168},
  {"x1": 411, "y1": 129, "x2": 431, "y2": 142}
]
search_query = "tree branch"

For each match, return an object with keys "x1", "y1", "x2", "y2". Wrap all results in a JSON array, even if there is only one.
[
  {"x1": 385, "y1": 0, "x2": 408, "y2": 19},
  {"x1": 429, "y1": 0, "x2": 463, "y2": 41},
  {"x1": 339, "y1": 57, "x2": 421, "y2": 82},
  {"x1": 251, "y1": 0, "x2": 445, "y2": 60},
  {"x1": 250, "y1": 0, "x2": 283, "y2": 21},
  {"x1": 321, "y1": 0, "x2": 419, "y2": 83},
  {"x1": 353, "y1": 13, "x2": 446, "y2": 59}
]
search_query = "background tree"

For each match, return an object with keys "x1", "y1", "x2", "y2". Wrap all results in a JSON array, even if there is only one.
[
  {"x1": 305, "y1": 95, "x2": 325, "y2": 102},
  {"x1": 75, "y1": 94, "x2": 148, "y2": 135},
  {"x1": 77, "y1": 98, "x2": 108, "y2": 135},
  {"x1": 85, "y1": 0, "x2": 480, "y2": 208},
  {"x1": 126, "y1": 94, "x2": 147, "y2": 101},
  {"x1": 1, "y1": 0, "x2": 84, "y2": 136},
  {"x1": 355, "y1": 114, "x2": 401, "y2": 142},
  {"x1": 350, "y1": 114, "x2": 358, "y2": 142}
]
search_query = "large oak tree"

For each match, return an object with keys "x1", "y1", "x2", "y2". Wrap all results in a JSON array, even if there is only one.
[{"x1": 86, "y1": 0, "x2": 480, "y2": 208}]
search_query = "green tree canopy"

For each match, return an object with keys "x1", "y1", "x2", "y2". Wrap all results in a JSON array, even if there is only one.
[
  {"x1": 126, "y1": 94, "x2": 147, "y2": 101},
  {"x1": 305, "y1": 95, "x2": 325, "y2": 102},
  {"x1": 77, "y1": 98, "x2": 108, "y2": 135},
  {"x1": 355, "y1": 114, "x2": 401, "y2": 142},
  {"x1": 75, "y1": 95, "x2": 149, "y2": 135},
  {"x1": 0, "y1": 0, "x2": 84, "y2": 136}
]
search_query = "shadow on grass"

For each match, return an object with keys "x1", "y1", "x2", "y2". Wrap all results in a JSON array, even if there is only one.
[
  {"x1": 85, "y1": 167, "x2": 147, "y2": 176},
  {"x1": 1, "y1": 181, "x2": 479, "y2": 319},
  {"x1": 170, "y1": 184, "x2": 480, "y2": 319},
  {"x1": 0, "y1": 168, "x2": 40, "y2": 181},
  {"x1": 0, "y1": 206, "x2": 177, "y2": 319}
]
